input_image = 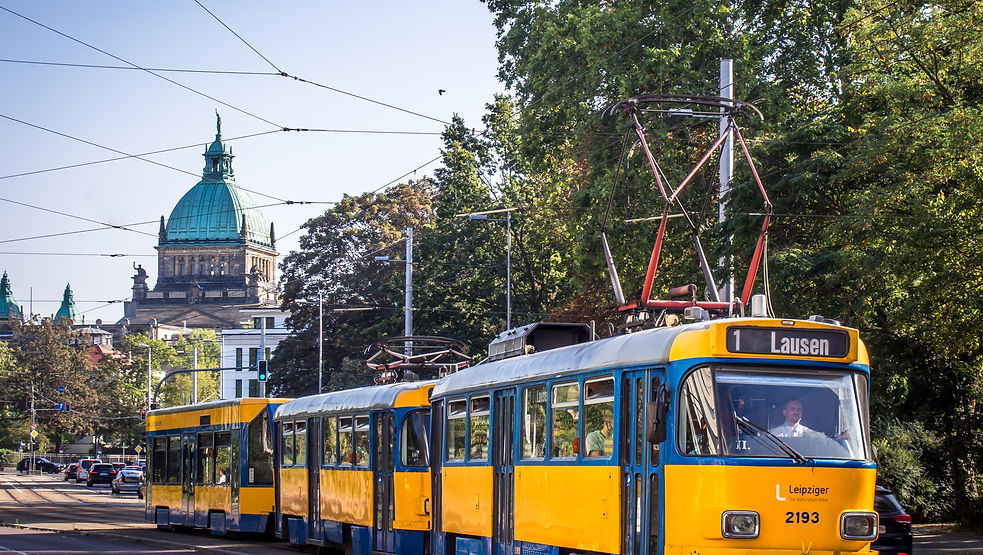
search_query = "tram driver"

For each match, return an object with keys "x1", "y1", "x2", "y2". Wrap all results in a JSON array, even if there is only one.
[{"x1": 770, "y1": 398, "x2": 849, "y2": 440}]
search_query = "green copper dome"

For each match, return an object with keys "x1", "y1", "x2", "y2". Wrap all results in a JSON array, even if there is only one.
[
  {"x1": 55, "y1": 283, "x2": 81, "y2": 324},
  {"x1": 0, "y1": 271, "x2": 21, "y2": 319},
  {"x1": 163, "y1": 114, "x2": 272, "y2": 248}
]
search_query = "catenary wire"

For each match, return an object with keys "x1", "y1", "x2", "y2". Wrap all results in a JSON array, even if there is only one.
[
  {"x1": 193, "y1": 0, "x2": 282, "y2": 74},
  {"x1": 0, "y1": 5, "x2": 284, "y2": 130},
  {"x1": 0, "y1": 58, "x2": 279, "y2": 75},
  {"x1": 0, "y1": 112, "x2": 288, "y2": 203},
  {"x1": 192, "y1": 0, "x2": 451, "y2": 126}
]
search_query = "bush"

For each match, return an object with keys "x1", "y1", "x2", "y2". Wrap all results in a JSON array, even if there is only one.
[{"x1": 873, "y1": 418, "x2": 954, "y2": 522}]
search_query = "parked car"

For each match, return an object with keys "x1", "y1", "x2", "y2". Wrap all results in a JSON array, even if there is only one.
[
  {"x1": 873, "y1": 485, "x2": 913, "y2": 555},
  {"x1": 111, "y1": 465, "x2": 145, "y2": 498},
  {"x1": 75, "y1": 458, "x2": 101, "y2": 483},
  {"x1": 85, "y1": 462, "x2": 116, "y2": 487},
  {"x1": 63, "y1": 463, "x2": 79, "y2": 481},
  {"x1": 16, "y1": 457, "x2": 64, "y2": 474}
]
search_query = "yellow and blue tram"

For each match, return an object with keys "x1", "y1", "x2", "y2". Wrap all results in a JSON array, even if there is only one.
[
  {"x1": 273, "y1": 380, "x2": 435, "y2": 554},
  {"x1": 429, "y1": 318, "x2": 877, "y2": 555},
  {"x1": 145, "y1": 397, "x2": 290, "y2": 534}
]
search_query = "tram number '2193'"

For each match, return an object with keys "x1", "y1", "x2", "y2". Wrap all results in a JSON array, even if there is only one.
[{"x1": 786, "y1": 511, "x2": 820, "y2": 524}]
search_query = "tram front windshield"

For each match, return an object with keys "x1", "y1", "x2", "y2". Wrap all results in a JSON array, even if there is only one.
[{"x1": 677, "y1": 366, "x2": 868, "y2": 460}]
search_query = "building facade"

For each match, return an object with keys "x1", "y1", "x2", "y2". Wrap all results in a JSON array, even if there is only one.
[
  {"x1": 121, "y1": 115, "x2": 278, "y2": 331},
  {"x1": 219, "y1": 307, "x2": 289, "y2": 399}
]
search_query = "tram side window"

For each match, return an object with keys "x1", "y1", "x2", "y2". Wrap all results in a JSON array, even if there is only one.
[
  {"x1": 521, "y1": 385, "x2": 548, "y2": 459},
  {"x1": 166, "y1": 435, "x2": 181, "y2": 483},
  {"x1": 552, "y1": 382, "x2": 580, "y2": 458},
  {"x1": 469, "y1": 396, "x2": 490, "y2": 461},
  {"x1": 678, "y1": 366, "x2": 721, "y2": 455},
  {"x1": 281, "y1": 421, "x2": 295, "y2": 466},
  {"x1": 247, "y1": 409, "x2": 274, "y2": 485},
  {"x1": 198, "y1": 432, "x2": 215, "y2": 484},
  {"x1": 583, "y1": 377, "x2": 615, "y2": 458},
  {"x1": 152, "y1": 437, "x2": 167, "y2": 483},
  {"x1": 400, "y1": 410, "x2": 429, "y2": 467},
  {"x1": 215, "y1": 432, "x2": 231, "y2": 485},
  {"x1": 354, "y1": 415, "x2": 370, "y2": 467},
  {"x1": 294, "y1": 420, "x2": 307, "y2": 468},
  {"x1": 446, "y1": 400, "x2": 467, "y2": 461},
  {"x1": 323, "y1": 416, "x2": 337, "y2": 466},
  {"x1": 338, "y1": 416, "x2": 353, "y2": 465}
]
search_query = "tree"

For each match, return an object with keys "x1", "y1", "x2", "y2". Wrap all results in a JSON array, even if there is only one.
[
  {"x1": 272, "y1": 181, "x2": 436, "y2": 396},
  {"x1": 1, "y1": 319, "x2": 96, "y2": 453}
]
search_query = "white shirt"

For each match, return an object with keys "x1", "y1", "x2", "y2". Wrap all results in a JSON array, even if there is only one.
[{"x1": 769, "y1": 422, "x2": 820, "y2": 438}]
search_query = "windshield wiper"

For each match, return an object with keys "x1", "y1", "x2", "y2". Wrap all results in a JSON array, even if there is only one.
[{"x1": 736, "y1": 416, "x2": 809, "y2": 464}]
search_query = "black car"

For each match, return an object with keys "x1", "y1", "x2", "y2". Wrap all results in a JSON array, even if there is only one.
[
  {"x1": 64, "y1": 463, "x2": 79, "y2": 481},
  {"x1": 873, "y1": 485, "x2": 913, "y2": 555},
  {"x1": 86, "y1": 463, "x2": 117, "y2": 487},
  {"x1": 16, "y1": 457, "x2": 64, "y2": 474}
]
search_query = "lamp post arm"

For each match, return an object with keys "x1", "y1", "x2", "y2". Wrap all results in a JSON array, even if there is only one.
[{"x1": 153, "y1": 366, "x2": 245, "y2": 409}]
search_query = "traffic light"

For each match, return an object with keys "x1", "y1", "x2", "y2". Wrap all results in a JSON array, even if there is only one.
[
  {"x1": 257, "y1": 360, "x2": 268, "y2": 382},
  {"x1": 139, "y1": 408, "x2": 147, "y2": 420},
  {"x1": 65, "y1": 402, "x2": 71, "y2": 412}
]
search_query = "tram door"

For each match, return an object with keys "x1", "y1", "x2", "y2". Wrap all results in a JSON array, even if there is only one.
[
  {"x1": 181, "y1": 433, "x2": 196, "y2": 526},
  {"x1": 621, "y1": 370, "x2": 663, "y2": 555},
  {"x1": 492, "y1": 390, "x2": 515, "y2": 555},
  {"x1": 373, "y1": 412, "x2": 395, "y2": 552},
  {"x1": 307, "y1": 417, "x2": 320, "y2": 541}
]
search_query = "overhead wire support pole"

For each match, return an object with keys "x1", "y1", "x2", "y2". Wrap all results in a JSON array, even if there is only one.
[
  {"x1": 405, "y1": 227, "x2": 414, "y2": 356},
  {"x1": 719, "y1": 59, "x2": 735, "y2": 307},
  {"x1": 318, "y1": 291, "x2": 323, "y2": 394}
]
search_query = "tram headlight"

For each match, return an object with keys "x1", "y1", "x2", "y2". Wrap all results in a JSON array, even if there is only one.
[
  {"x1": 840, "y1": 512, "x2": 878, "y2": 540},
  {"x1": 722, "y1": 511, "x2": 759, "y2": 538}
]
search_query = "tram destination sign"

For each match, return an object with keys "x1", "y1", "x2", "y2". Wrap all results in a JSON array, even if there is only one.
[{"x1": 726, "y1": 327, "x2": 849, "y2": 358}]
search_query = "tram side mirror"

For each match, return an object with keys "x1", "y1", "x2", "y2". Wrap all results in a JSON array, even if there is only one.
[{"x1": 646, "y1": 385, "x2": 669, "y2": 444}]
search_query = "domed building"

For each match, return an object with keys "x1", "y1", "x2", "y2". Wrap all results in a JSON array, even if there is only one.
[{"x1": 122, "y1": 115, "x2": 279, "y2": 330}]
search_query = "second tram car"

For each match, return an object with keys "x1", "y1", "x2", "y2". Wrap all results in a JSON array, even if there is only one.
[
  {"x1": 273, "y1": 380, "x2": 435, "y2": 554},
  {"x1": 145, "y1": 397, "x2": 289, "y2": 534},
  {"x1": 429, "y1": 317, "x2": 877, "y2": 555}
]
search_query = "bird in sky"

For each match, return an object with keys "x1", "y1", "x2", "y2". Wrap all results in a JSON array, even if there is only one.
[{"x1": 438, "y1": 89, "x2": 446, "y2": 95}]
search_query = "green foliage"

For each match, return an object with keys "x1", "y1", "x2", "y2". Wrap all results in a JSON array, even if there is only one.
[
  {"x1": 0, "y1": 319, "x2": 96, "y2": 453},
  {"x1": 873, "y1": 418, "x2": 953, "y2": 521}
]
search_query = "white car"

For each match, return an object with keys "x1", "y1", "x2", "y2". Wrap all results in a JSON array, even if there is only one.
[
  {"x1": 111, "y1": 466, "x2": 145, "y2": 497},
  {"x1": 75, "y1": 458, "x2": 102, "y2": 483}
]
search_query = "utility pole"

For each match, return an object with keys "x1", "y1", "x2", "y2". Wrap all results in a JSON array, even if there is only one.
[
  {"x1": 192, "y1": 344, "x2": 198, "y2": 404},
  {"x1": 718, "y1": 58, "x2": 735, "y2": 306},
  {"x1": 258, "y1": 316, "x2": 267, "y2": 398},
  {"x1": 30, "y1": 384, "x2": 36, "y2": 472},
  {"x1": 404, "y1": 226, "x2": 413, "y2": 356},
  {"x1": 506, "y1": 211, "x2": 512, "y2": 330}
]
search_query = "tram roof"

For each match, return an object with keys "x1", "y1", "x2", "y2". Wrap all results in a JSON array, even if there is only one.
[
  {"x1": 275, "y1": 380, "x2": 437, "y2": 420},
  {"x1": 432, "y1": 321, "x2": 707, "y2": 398},
  {"x1": 148, "y1": 396, "x2": 287, "y2": 417}
]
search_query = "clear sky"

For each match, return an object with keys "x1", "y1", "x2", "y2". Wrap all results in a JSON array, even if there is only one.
[{"x1": 0, "y1": 1, "x2": 503, "y2": 324}]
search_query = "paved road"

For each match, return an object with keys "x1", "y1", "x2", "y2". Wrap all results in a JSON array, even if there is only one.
[
  {"x1": 915, "y1": 524, "x2": 983, "y2": 554},
  {"x1": 1, "y1": 469, "x2": 980, "y2": 554},
  {"x1": 0, "y1": 526, "x2": 198, "y2": 554},
  {"x1": 0, "y1": 471, "x2": 291, "y2": 554}
]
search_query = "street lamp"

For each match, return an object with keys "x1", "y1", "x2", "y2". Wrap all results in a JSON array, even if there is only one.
[
  {"x1": 463, "y1": 208, "x2": 515, "y2": 330},
  {"x1": 294, "y1": 293, "x2": 325, "y2": 394},
  {"x1": 375, "y1": 226, "x2": 414, "y2": 355},
  {"x1": 137, "y1": 343, "x2": 151, "y2": 410}
]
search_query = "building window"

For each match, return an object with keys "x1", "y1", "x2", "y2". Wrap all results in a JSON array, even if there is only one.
[
  {"x1": 249, "y1": 348, "x2": 258, "y2": 369},
  {"x1": 236, "y1": 348, "x2": 243, "y2": 370},
  {"x1": 248, "y1": 379, "x2": 259, "y2": 397},
  {"x1": 235, "y1": 379, "x2": 242, "y2": 398}
]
